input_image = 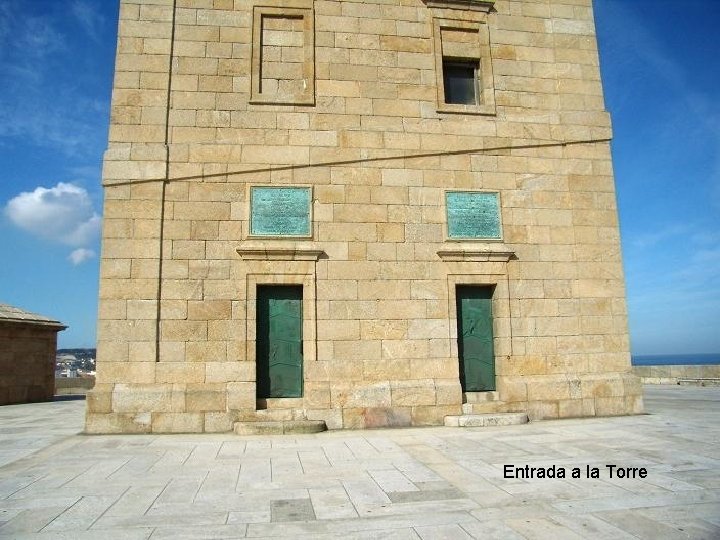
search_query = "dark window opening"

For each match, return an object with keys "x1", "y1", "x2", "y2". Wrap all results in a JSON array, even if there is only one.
[{"x1": 443, "y1": 60, "x2": 479, "y2": 105}]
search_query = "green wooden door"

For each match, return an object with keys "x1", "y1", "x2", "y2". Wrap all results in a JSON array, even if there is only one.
[
  {"x1": 456, "y1": 286, "x2": 495, "y2": 392},
  {"x1": 256, "y1": 286, "x2": 303, "y2": 398}
]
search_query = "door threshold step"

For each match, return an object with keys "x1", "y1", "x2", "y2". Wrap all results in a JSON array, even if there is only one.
[
  {"x1": 462, "y1": 401, "x2": 507, "y2": 414},
  {"x1": 234, "y1": 420, "x2": 327, "y2": 435},
  {"x1": 444, "y1": 413, "x2": 529, "y2": 427},
  {"x1": 257, "y1": 397, "x2": 305, "y2": 409},
  {"x1": 463, "y1": 391, "x2": 500, "y2": 403}
]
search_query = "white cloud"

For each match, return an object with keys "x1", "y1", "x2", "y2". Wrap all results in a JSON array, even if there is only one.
[
  {"x1": 68, "y1": 248, "x2": 96, "y2": 265},
  {"x1": 4, "y1": 182, "x2": 101, "y2": 247}
]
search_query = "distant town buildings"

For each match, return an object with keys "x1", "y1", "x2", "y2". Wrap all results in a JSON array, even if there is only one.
[
  {"x1": 0, "y1": 303, "x2": 66, "y2": 405},
  {"x1": 55, "y1": 350, "x2": 96, "y2": 378}
]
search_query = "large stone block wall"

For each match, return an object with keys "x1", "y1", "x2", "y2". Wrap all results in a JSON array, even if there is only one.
[
  {"x1": 0, "y1": 323, "x2": 59, "y2": 405},
  {"x1": 87, "y1": 0, "x2": 643, "y2": 433}
]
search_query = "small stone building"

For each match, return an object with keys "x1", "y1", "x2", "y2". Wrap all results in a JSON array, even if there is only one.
[
  {"x1": 87, "y1": 0, "x2": 643, "y2": 434},
  {"x1": 0, "y1": 303, "x2": 66, "y2": 405}
]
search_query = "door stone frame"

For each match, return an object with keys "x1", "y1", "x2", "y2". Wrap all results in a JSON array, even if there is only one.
[
  {"x1": 446, "y1": 272, "x2": 512, "y2": 390},
  {"x1": 245, "y1": 272, "x2": 318, "y2": 369}
]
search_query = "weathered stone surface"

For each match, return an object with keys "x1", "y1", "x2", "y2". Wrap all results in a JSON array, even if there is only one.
[
  {"x1": 152, "y1": 412, "x2": 204, "y2": 433},
  {"x1": 233, "y1": 420, "x2": 327, "y2": 435},
  {"x1": 362, "y1": 407, "x2": 413, "y2": 429},
  {"x1": 86, "y1": 387, "x2": 112, "y2": 414},
  {"x1": 444, "y1": 412, "x2": 529, "y2": 427}
]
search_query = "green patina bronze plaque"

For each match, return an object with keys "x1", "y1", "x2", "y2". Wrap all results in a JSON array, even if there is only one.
[
  {"x1": 446, "y1": 191, "x2": 501, "y2": 239},
  {"x1": 251, "y1": 187, "x2": 311, "y2": 236}
]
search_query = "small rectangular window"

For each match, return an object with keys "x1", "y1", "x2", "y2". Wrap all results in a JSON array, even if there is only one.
[
  {"x1": 443, "y1": 60, "x2": 479, "y2": 105},
  {"x1": 433, "y1": 19, "x2": 495, "y2": 115}
]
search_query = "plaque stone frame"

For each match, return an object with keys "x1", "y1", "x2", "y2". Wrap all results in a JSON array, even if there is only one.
[
  {"x1": 249, "y1": 186, "x2": 313, "y2": 238},
  {"x1": 445, "y1": 190, "x2": 502, "y2": 240}
]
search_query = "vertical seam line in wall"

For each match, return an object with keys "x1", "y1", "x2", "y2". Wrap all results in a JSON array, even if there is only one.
[
  {"x1": 506, "y1": 263, "x2": 513, "y2": 358},
  {"x1": 156, "y1": 0, "x2": 177, "y2": 362}
]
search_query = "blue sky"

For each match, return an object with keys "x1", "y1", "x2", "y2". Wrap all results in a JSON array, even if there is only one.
[
  {"x1": 0, "y1": 1, "x2": 718, "y2": 354},
  {"x1": 0, "y1": 1, "x2": 117, "y2": 348},
  {"x1": 595, "y1": 0, "x2": 720, "y2": 354}
]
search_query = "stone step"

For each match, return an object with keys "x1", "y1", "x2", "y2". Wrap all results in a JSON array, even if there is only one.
[
  {"x1": 237, "y1": 408, "x2": 312, "y2": 422},
  {"x1": 444, "y1": 413, "x2": 529, "y2": 428},
  {"x1": 463, "y1": 391, "x2": 499, "y2": 403},
  {"x1": 253, "y1": 408, "x2": 298, "y2": 422},
  {"x1": 257, "y1": 398, "x2": 305, "y2": 409},
  {"x1": 234, "y1": 420, "x2": 327, "y2": 435},
  {"x1": 462, "y1": 401, "x2": 507, "y2": 414}
]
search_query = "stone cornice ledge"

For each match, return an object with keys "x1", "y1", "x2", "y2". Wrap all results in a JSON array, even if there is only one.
[
  {"x1": 422, "y1": 0, "x2": 495, "y2": 12},
  {"x1": 437, "y1": 247, "x2": 516, "y2": 262},
  {"x1": 237, "y1": 244, "x2": 325, "y2": 261}
]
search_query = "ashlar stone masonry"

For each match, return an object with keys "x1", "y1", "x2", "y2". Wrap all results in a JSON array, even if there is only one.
[{"x1": 86, "y1": 0, "x2": 643, "y2": 434}]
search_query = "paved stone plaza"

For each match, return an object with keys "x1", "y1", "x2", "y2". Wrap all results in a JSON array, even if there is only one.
[{"x1": 0, "y1": 386, "x2": 718, "y2": 539}]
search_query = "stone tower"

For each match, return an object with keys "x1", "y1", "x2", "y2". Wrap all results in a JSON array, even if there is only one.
[{"x1": 86, "y1": 0, "x2": 643, "y2": 433}]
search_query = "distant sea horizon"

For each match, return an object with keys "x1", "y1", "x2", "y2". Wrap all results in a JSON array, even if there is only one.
[{"x1": 632, "y1": 353, "x2": 720, "y2": 366}]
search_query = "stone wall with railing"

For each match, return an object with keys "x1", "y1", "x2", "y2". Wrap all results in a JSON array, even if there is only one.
[{"x1": 633, "y1": 365, "x2": 720, "y2": 385}]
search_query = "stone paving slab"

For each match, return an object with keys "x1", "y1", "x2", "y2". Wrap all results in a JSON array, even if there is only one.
[{"x1": 0, "y1": 386, "x2": 719, "y2": 539}]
